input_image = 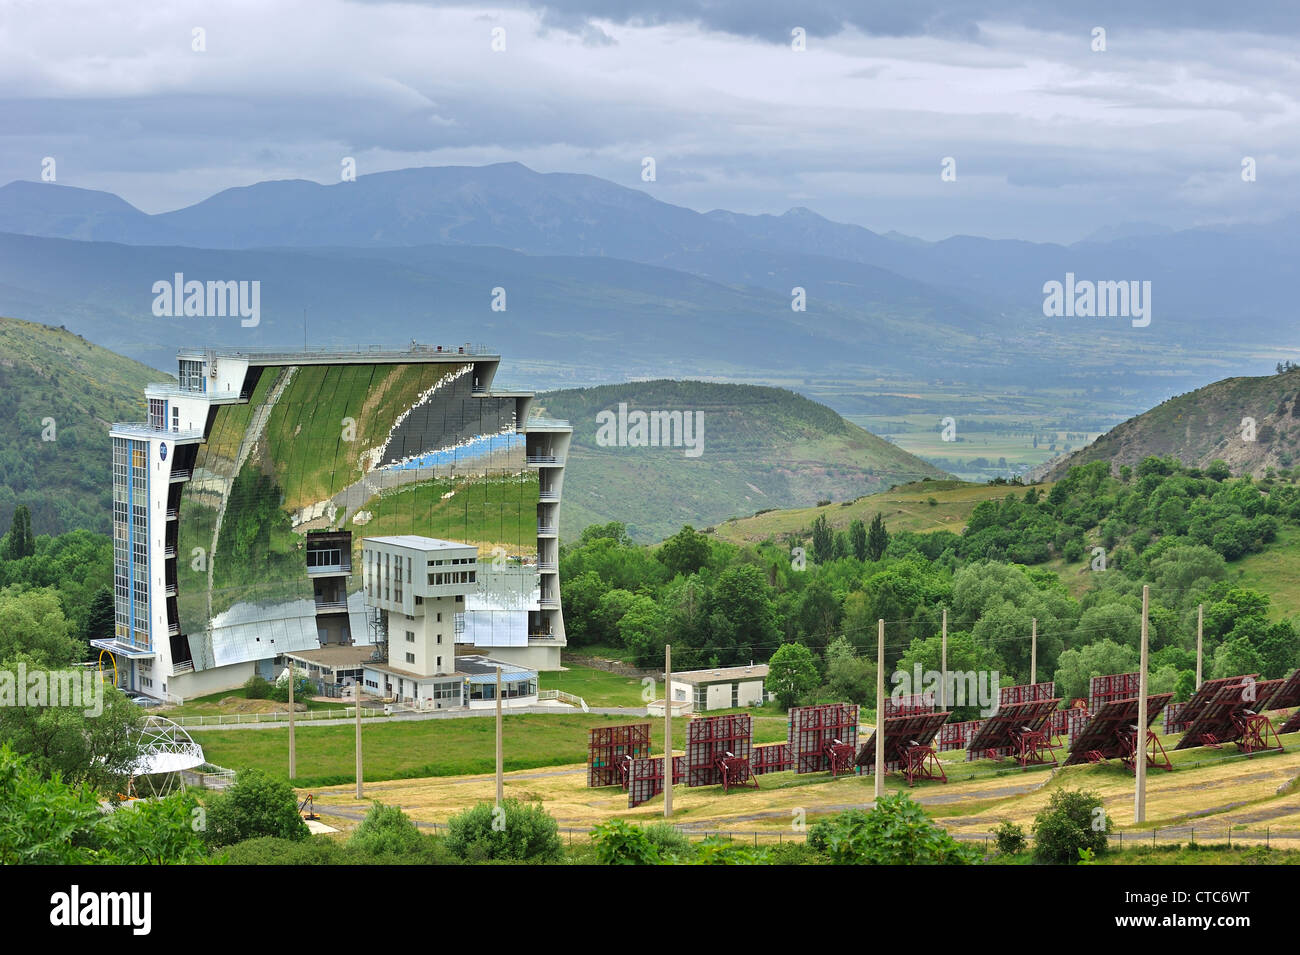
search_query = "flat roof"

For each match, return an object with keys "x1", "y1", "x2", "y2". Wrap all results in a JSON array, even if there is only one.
[
  {"x1": 365, "y1": 654, "x2": 536, "y2": 683},
  {"x1": 363, "y1": 535, "x2": 476, "y2": 552},
  {"x1": 177, "y1": 344, "x2": 498, "y2": 365},
  {"x1": 281, "y1": 645, "x2": 376, "y2": 670},
  {"x1": 670, "y1": 664, "x2": 769, "y2": 684}
]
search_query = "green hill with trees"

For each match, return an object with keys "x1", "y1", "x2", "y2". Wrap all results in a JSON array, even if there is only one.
[
  {"x1": 0, "y1": 316, "x2": 167, "y2": 536},
  {"x1": 561, "y1": 457, "x2": 1300, "y2": 712},
  {"x1": 1041, "y1": 363, "x2": 1300, "y2": 481},
  {"x1": 537, "y1": 380, "x2": 947, "y2": 542}
]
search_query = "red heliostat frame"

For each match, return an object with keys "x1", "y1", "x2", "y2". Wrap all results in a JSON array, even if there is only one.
[
  {"x1": 1088, "y1": 672, "x2": 1143, "y2": 711},
  {"x1": 999, "y1": 681, "x2": 1055, "y2": 706},
  {"x1": 938, "y1": 720, "x2": 983, "y2": 752},
  {"x1": 854, "y1": 711, "x2": 951, "y2": 785},
  {"x1": 751, "y1": 743, "x2": 793, "y2": 775},
  {"x1": 965, "y1": 698, "x2": 1062, "y2": 766},
  {"x1": 883, "y1": 693, "x2": 935, "y2": 718},
  {"x1": 1281, "y1": 710, "x2": 1300, "y2": 735},
  {"x1": 1065, "y1": 693, "x2": 1174, "y2": 772},
  {"x1": 685, "y1": 714, "x2": 753, "y2": 787},
  {"x1": 1048, "y1": 706, "x2": 1090, "y2": 746},
  {"x1": 1173, "y1": 679, "x2": 1284, "y2": 755},
  {"x1": 1165, "y1": 674, "x2": 1259, "y2": 735},
  {"x1": 626, "y1": 755, "x2": 686, "y2": 808},
  {"x1": 588, "y1": 723, "x2": 652, "y2": 787},
  {"x1": 1260, "y1": 669, "x2": 1300, "y2": 712},
  {"x1": 789, "y1": 703, "x2": 860, "y2": 774}
]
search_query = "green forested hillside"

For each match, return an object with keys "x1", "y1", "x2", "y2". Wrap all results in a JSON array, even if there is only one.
[
  {"x1": 0, "y1": 316, "x2": 166, "y2": 534},
  {"x1": 537, "y1": 380, "x2": 947, "y2": 542}
]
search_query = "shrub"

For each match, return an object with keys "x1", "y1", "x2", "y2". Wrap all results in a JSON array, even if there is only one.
[
  {"x1": 348, "y1": 801, "x2": 426, "y2": 856},
  {"x1": 445, "y1": 799, "x2": 562, "y2": 863},
  {"x1": 1032, "y1": 788, "x2": 1110, "y2": 864},
  {"x1": 203, "y1": 768, "x2": 308, "y2": 847},
  {"x1": 643, "y1": 821, "x2": 692, "y2": 860},
  {"x1": 811, "y1": 794, "x2": 978, "y2": 865},
  {"x1": 590, "y1": 819, "x2": 661, "y2": 865},
  {"x1": 993, "y1": 820, "x2": 1027, "y2": 856},
  {"x1": 689, "y1": 836, "x2": 769, "y2": 865},
  {"x1": 242, "y1": 675, "x2": 273, "y2": 700}
]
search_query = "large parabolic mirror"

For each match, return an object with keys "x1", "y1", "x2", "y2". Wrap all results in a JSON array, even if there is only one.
[{"x1": 176, "y1": 362, "x2": 539, "y2": 669}]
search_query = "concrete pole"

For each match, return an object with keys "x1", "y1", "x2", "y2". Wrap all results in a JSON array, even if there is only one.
[
  {"x1": 940, "y1": 608, "x2": 948, "y2": 710},
  {"x1": 1031, "y1": 617, "x2": 1038, "y2": 686},
  {"x1": 495, "y1": 667, "x2": 504, "y2": 807},
  {"x1": 875, "y1": 619, "x2": 885, "y2": 804},
  {"x1": 288, "y1": 657, "x2": 296, "y2": 780},
  {"x1": 354, "y1": 681, "x2": 363, "y2": 799},
  {"x1": 1196, "y1": 604, "x2": 1204, "y2": 690},
  {"x1": 1135, "y1": 585, "x2": 1150, "y2": 824},
  {"x1": 664, "y1": 644, "x2": 673, "y2": 818}
]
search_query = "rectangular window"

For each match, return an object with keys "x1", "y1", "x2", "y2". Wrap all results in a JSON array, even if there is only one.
[
  {"x1": 436, "y1": 613, "x2": 442, "y2": 622},
  {"x1": 405, "y1": 652, "x2": 415, "y2": 664},
  {"x1": 172, "y1": 406, "x2": 180, "y2": 433},
  {"x1": 406, "y1": 631, "x2": 415, "y2": 643}
]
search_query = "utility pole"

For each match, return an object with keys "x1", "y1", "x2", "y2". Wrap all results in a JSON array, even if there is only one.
[
  {"x1": 875, "y1": 619, "x2": 885, "y2": 804},
  {"x1": 1135, "y1": 585, "x2": 1150, "y2": 824},
  {"x1": 1196, "y1": 604, "x2": 1204, "y2": 690},
  {"x1": 1030, "y1": 617, "x2": 1038, "y2": 686},
  {"x1": 940, "y1": 608, "x2": 948, "y2": 710},
  {"x1": 495, "y1": 667, "x2": 504, "y2": 807},
  {"x1": 664, "y1": 644, "x2": 673, "y2": 818},
  {"x1": 288, "y1": 656, "x2": 296, "y2": 780},
  {"x1": 354, "y1": 680, "x2": 363, "y2": 799}
]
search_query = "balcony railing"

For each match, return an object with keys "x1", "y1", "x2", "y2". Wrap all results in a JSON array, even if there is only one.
[
  {"x1": 525, "y1": 417, "x2": 571, "y2": 430},
  {"x1": 539, "y1": 490, "x2": 560, "y2": 502},
  {"x1": 537, "y1": 562, "x2": 558, "y2": 572},
  {"x1": 537, "y1": 525, "x2": 557, "y2": 536},
  {"x1": 168, "y1": 469, "x2": 193, "y2": 482},
  {"x1": 539, "y1": 594, "x2": 559, "y2": 607},
  {"x1": 172, "y1": 660, "x2": 195, "y2": 675},
  {"x1": 112, "y1": 422, "x2": 206, "y2": 440},
  {"x1": 167, "y1": 622, "x2": 181, "y2": 637},
  {"x1": 165, "y1": 509, "x2": 178, "y2": 521},
  {"x1": 526, "y1": 455, "x2": 562, "y2": 465},
  {"x1": 163, "y1": 546, "x2": 177, "y2": 559},
  {"x1": 313, "y1": 599, "x2": 349, "y2": 613},
  {"x1": 307, "y1": 563, "x2": 352, "y2": 576}
]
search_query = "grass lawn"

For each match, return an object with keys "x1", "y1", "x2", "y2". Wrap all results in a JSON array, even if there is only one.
[
  {"x1": 542, "y1": 664, "x2": 647, "y2": 707},
  {"x1": 193, "y1": 711, "x2": 789, "y2": 787}
]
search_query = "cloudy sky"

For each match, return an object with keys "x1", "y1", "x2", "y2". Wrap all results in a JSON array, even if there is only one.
[{"x1": 3, "y1": 0, "x2": 1298, "y2": 242}]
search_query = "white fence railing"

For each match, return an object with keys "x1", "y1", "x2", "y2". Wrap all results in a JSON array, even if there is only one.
[
  {"x1": 173, "y1": 706, "x2": 389, "y2": 727},
  {"x1": 539, "y1": 689, "x2": 589, "y2": 712}
]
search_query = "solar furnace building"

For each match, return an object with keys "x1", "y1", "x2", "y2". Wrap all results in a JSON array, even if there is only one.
[{"x1": 96, "y1": 344, "x2": 570, "y2": 702}]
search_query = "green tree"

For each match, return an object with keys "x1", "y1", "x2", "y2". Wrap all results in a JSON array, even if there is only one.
[
  {"x1": 1032, "y1": 788, "x2": 1110, "y2": 864},
  {"x1": 0, "y1": 660, "x2": 143, "y2": 792},
  {"x1": 1052, "y1": 640, "x2": 1138, "y2": 703},
  {"x1": 1210, "y1": 636, "x2": 1264, "y2": 681},
  {"x1": 617, "y1": 593, "x2": 665, "y2": 667},
  {"x1": 849, "y1": 519, "x2": 867, "y2": 561},
  {"x1": 866, "y1": 512, "x2": 890, "y2": 561},
  {"x1": 4, "y1": 505, "x2": 35, "y2": 560},
  {"x1": 85, "y1": 586, "x2": 115, "y2": 643},
  {"x1": 203, "y1": 768, "x2": 309, "y2": 847},
  {"x1": 823, "y1": 636, "x2": 875, "y2": 706},
  {"x1": 704, "y1": 565, "x2": 778, "y2": 665},
  {"x1": 767, "y1": 642, "x2": 820, "y2": 709},
  {"x1": 657, "y1": 525, "x2": 711, "y2": 578},
  {"x1": 0, "y1": 588, "x2": 80, "y2": 666},
  {"x1": 810, "y1": 514, "x2": 833, "y2": 565}
]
